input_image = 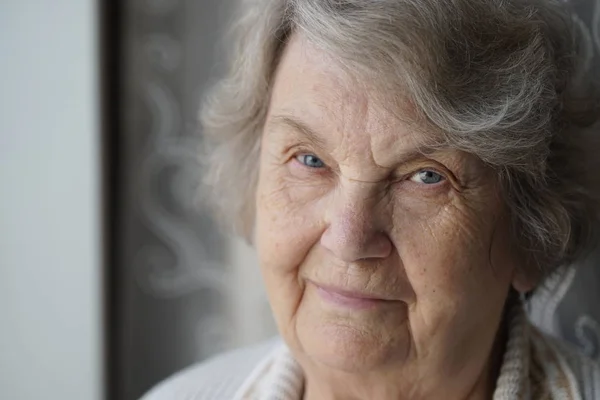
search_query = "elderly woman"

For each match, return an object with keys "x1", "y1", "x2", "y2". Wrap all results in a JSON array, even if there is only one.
[{"x1": 143, "y1": 0, "x2": 600, "y2": 398}]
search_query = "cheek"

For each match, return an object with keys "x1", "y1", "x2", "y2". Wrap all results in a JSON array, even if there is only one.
[
  {"x1": 393, "y1": 193, "x2": 511, "y2": 309},
  {"x1": 255, "y1": 163, "x2": 326, "y2": 277},
  {"x1": 255, "y1": 161, "x2": 329, "y2": 336}
]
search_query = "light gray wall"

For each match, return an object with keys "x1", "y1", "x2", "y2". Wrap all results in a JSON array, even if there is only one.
[{"x1": 0, "y1": 1, "x2": 103, "y2": 400}]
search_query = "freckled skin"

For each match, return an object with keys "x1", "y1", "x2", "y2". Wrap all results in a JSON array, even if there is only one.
[{"x1": 254, "y1": 34, "x2": 532, "y2": 400}]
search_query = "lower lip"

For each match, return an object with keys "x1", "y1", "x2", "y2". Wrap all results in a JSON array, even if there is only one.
[{"x1": 315, "y1": 285, "x2": 388, "y2": 310}]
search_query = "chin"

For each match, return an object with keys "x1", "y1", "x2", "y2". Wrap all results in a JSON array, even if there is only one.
[{"x1": 295, "y1": 307, "x2": 410, "y2": 373}]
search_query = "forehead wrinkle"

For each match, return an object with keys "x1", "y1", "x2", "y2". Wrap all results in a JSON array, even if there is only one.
[
  {"x1": 266, "y1": 114, "x2": 329, "y2": 151},
  {"x1": 268, "y1": 109, "x2": 451, "y2": 179},
  {"x1": 326, "y1": 82, "x2": 395, "y2": 176},
  {"x1": 328, "y1": 77, "x2": 431, "y2": 171},
  {"x1": 359, "y1": 97, "x2": 431, "y2": 172},
  {"x1": 269, "y1": 33, "x2": 455, "y2": 178}
]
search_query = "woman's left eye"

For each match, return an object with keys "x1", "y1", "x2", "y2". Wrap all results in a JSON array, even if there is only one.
[
  {"x1": 296, "y1": 154, "x2": 325, "y2": 169},
  {"x1": 409, "y1": 170, "x2": 445, "y2": 185}
]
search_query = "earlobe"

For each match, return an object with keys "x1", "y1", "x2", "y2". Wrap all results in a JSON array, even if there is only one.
[{"x1": 511, "y1": 265, "x2": 541, "y2": 293}]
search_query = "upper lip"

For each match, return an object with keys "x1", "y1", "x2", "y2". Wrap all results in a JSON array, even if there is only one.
[{"x1": 309, "y1": 280, "x2": 397, "y2": 301}]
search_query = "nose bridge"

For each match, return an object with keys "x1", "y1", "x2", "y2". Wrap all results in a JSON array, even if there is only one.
[
  {"x1": 334, "y1": 181, "x2": 377, "y2": 233},
  {"x1": 321, "y1": 180, "x2": 391, "y2": 261}
]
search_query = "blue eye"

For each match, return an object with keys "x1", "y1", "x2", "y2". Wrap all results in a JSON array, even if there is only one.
[
  {"x1": 410, "y1": 170, "x2": 444, "y2": 184},
  {"x1": 297, "y1": 154, "x2": 325, "y2": 169}
]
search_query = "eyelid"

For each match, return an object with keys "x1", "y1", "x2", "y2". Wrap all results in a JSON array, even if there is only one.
[
  {"x1": 405, "y1": 165, "x2": 466, "y2": 192},
  {"x1": 409, "y1": 169, "x2": 445, "y2": 182},
  {"x1": 395, "y1": 166, "x2": 444, "y2": 180},
  {"x1": 391, "y1": 163, "x2": 449, "y2": 185},
  {"x1": 289, "y1": 147, "x2": 329, "y2": 166},
  {"x1": 289, "y1": 150, "x2": 333, "y2": 176},
  {"x1": 295, "y1": 153, "x2": 325, "y2": 168},
  {"x1": 408, "y1": 168, "x2": 447, "y2": 186}
]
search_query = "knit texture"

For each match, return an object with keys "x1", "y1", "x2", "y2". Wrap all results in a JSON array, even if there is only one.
[{"x1": 142, "y1": 303, "x2": 600, "y2": 399}]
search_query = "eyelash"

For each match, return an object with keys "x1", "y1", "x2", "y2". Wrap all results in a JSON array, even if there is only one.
[
  {"x1": 293, "y1": 152, "x2": 447, "y2": 186},
  {"x1": 295, "y1": 154, "x2": 325, "y2": 169},
  {"x1": 409, "y1": 169, "x2": 446, "y2": 185}
]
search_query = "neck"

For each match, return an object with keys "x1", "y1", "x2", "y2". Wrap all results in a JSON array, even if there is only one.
[
  {"x1": 301, "y1": 316, "x2": 508, "y2": 400},
  {"x1": 302, "y1": 367, "x2": 494, "y2": 400}
]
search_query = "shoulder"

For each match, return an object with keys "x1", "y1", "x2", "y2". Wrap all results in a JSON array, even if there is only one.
[
  {"x1": 531, "y1": 328, "x2": 600, "y2": 400},
  {"x1": 546, "y1": 336, "x2": 600, "y2": 400},
  {"x1": 140, "y1": 337, "x2": 282, "y2": 400}
]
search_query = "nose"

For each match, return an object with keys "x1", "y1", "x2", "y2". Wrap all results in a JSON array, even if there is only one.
[{"x1": 320, "y1": 189, "x2": 392, "y2": 262}]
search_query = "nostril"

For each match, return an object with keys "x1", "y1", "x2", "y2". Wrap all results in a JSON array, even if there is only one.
[{"x1": 369, "y1": 232, "x2": 393, "y2": 259}]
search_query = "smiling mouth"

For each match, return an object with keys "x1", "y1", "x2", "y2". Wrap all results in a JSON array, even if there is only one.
[{"x1": 309, "y1": 281, "x2": 399, "y2": 310}]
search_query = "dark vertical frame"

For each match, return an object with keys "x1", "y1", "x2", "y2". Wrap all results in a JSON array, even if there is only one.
[
  {"x1": 99, "y1": 0, "x2": 123, "y2": 399},
  {"x1": 100, "y1": 1, "x2": 237, "y2": 398}
]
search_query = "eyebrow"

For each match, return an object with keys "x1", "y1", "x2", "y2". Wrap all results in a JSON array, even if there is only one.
[
  {"x1": 266, "y1": 113, "x2": 452, "y2": 166},
  {"x1": 266, "y1": 114, "x2": 329, "y2": 149}
]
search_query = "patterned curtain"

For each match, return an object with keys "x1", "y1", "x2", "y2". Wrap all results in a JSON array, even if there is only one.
[
  {"x1": 115, "y1": 1, "x2": 274, "y2": 399},
  {"x1": 527, "y1": 0, "x2": 600, "y2": 368},
  {"x1": 114, "y1": 1, "x2": 600, "y2": 399}
]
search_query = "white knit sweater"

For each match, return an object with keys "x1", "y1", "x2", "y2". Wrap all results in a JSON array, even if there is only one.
[{"x1": 142, "y1": 304, "x2": 600, "y2": 399}]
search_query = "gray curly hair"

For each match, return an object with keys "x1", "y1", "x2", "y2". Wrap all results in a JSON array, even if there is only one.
[{"x1": 200, "y1": 0, "x2": 600, "y2": 278}]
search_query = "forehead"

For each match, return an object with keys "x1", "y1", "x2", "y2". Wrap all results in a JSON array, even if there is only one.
[{"x1": 267, "y1": 34, "x2": 437, "y2": 164}]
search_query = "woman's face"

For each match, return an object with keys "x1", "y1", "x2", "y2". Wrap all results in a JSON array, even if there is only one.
[{"x1": 255, "y1": 35, "x2": 526, "y2": 391}]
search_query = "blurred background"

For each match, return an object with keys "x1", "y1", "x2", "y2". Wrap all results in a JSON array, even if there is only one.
[{"x1": 0, "y1": 1, "x2": 598, "y2": 400}]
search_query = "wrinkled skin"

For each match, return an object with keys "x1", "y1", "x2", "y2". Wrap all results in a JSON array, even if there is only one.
[{"x1": 254, "y1": 34, "x2": 533, "y2": 400}]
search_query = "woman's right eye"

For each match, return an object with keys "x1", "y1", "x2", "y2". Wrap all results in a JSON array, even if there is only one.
[{"x1": 295, "y1": 154, "x2": 326, "y2": 169}]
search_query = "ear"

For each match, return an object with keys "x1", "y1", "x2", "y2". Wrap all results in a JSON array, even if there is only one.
[{"x1": 511, "y1": 264, "x2": 541, "y2": 293}]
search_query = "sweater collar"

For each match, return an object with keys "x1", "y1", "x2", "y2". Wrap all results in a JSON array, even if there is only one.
[{"x1": 235, "y1": 301, "x2": 575, "y2": 400}]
